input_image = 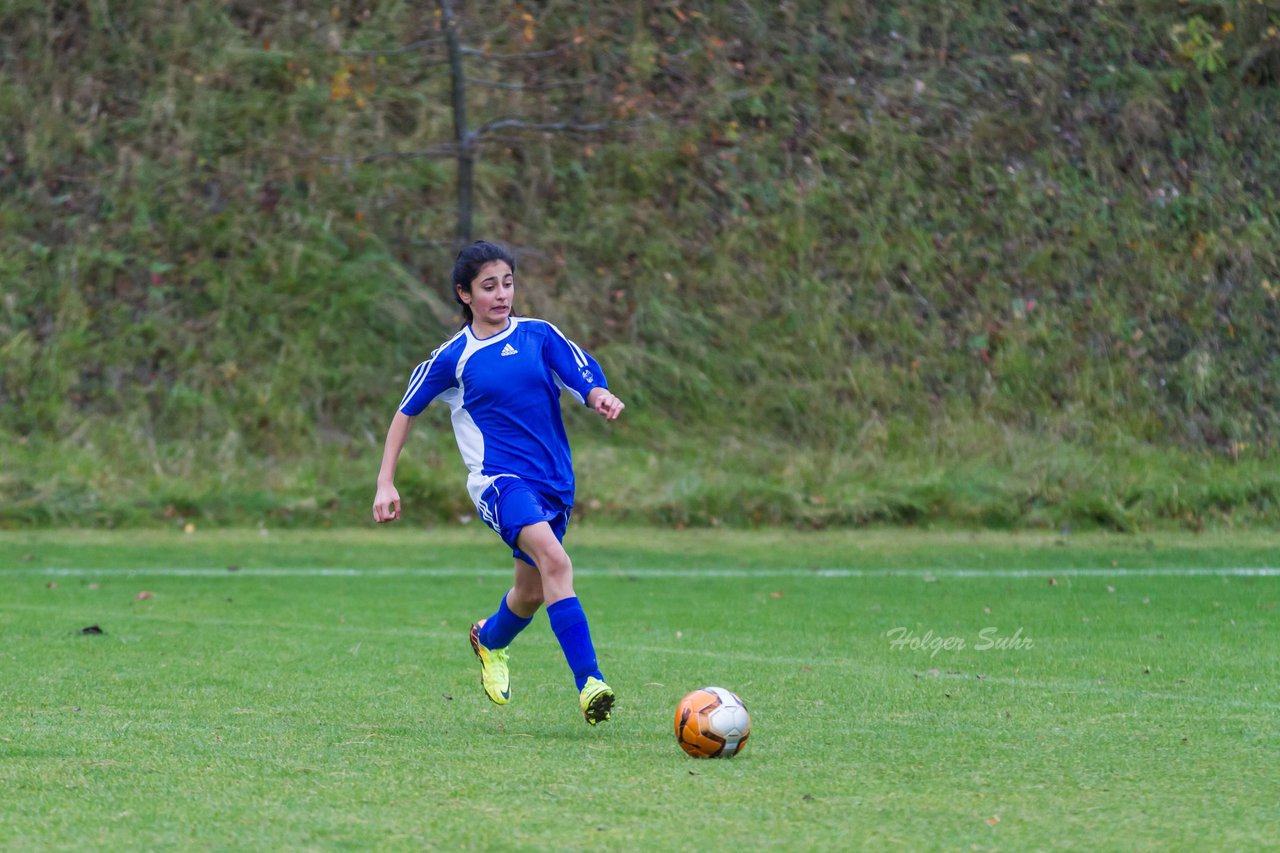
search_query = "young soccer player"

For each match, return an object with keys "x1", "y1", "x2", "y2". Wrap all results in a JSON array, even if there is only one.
[{"x1": 371, "y1": 240, "x2": 625, "y2": 725}]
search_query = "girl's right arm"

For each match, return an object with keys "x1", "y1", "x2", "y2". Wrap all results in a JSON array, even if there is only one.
[
  {"x1": 376, "y1": 336, "x2": 462, "y2": 523},
  {"x1": 372, "y1": 411, "x2": 415, "y2": 522}
]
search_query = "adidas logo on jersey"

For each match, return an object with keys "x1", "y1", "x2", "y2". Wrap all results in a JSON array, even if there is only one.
[{"x1": 500, "y1": 343, "x2": 518, "y2": 357}]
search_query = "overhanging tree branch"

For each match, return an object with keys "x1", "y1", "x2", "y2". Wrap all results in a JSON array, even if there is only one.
[
  {"x1": 470, "y1": 117, "x2": 616, "y2": 139},
  {"x1": 320, "y1": 116, "x2": 647, "y2": 166},
  {"x1": 459, "y1": 46, "x2": 563, "y2": 62}
]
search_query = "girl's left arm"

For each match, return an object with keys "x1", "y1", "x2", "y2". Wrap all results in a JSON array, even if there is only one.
[{"x1": 543, "y1": 323, "x2": 624, "y2": 421}]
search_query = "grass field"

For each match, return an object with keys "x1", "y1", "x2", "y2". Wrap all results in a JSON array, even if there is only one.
[{"x1": 2, "y1": 526, "x2": 1277, "y2": 850}]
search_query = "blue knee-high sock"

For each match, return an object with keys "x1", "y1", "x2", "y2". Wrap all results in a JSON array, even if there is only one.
[
  {"x1": 547, "y1": 597, "x2": 603, "y2": 691},
  {"x1": 478, "y1": 592, "x2": 533, "y2": 650}
]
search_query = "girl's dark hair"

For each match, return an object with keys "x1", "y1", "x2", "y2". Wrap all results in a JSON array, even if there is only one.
[{"x1": 452, "y1": 240, "x2": 516, "y2": 325}]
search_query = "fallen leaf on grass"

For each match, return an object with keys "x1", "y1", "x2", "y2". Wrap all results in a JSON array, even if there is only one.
[
  {"x1": 135, "y1": 591, "x2": 154, "y2": 600},
  {"x1": 986, "y1": 815, "x2": 1001, "y2": 827}
]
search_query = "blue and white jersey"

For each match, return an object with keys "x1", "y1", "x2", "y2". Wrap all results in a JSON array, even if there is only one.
[{"x1": 398, "y1": 316, "x2": 608, "y2": 508}]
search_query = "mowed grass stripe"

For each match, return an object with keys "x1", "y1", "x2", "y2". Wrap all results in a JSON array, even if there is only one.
[{"x1": 7, "y1": 596, "x2": 1274, "y2": 718}]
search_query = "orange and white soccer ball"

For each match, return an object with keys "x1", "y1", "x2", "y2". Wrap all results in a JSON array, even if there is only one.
[{"x1": 674, "y1": 686, "x2": 751, "y2": 758}]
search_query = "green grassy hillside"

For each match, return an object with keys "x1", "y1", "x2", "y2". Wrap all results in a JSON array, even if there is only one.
[{"x1": 2, "y1": 2, "x2": 1279, "y2": 528}]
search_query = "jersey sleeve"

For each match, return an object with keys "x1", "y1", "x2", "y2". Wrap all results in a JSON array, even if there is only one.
[
  {"x1": 542, "y1": 322, "x2": 607, "y2": 405},
  {"x1": 397, "y1": 341, "x2": 461, "y2": 416}
]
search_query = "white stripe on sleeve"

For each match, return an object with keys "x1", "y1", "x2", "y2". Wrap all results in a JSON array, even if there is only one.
[
  {"x1": 397, "y1": 360, "x2": 429, "y2": 410},
  {"x1": 547, "y1": 322, "x2": 587, "y2": 368},
  {"x1": 397, "y1": 331, "x2": 465, "y2": 411}
]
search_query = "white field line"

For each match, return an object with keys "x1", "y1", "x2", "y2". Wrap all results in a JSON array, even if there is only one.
[
  {"x1": 626, "y1": 644, "x2": 1280, "y2": 711},
  {"x1": 8, "y1": 566, "x2": 1280, "y2": 578},
  {"x1": 915, "y1": 670, "x2": 1280, "y2": 712}
]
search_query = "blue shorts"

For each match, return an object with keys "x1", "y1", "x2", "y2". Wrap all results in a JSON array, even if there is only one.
[{"x1": 476, "y1": 477, "x2": 571, "y2": 567}]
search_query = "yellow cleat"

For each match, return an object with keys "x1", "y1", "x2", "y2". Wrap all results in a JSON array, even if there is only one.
[
  {"x1": 469, "y1": 621, "x2": 510, "y2": 705},
  {"x1": 579, "y1": 676, "x2": 615, "y2": 725}
]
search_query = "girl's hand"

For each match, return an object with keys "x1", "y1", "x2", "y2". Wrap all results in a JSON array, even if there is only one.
[
  {"x1": 373, "y1": 483, "x2": 402, "y2": 523},
  {"x1": 588, "y1": 389, "x2": 625, "y2": 421}
]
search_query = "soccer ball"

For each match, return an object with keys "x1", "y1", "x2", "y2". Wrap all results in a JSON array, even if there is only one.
[{"x1": 674, "y1": 686, "x2": 751, "y2": 758}]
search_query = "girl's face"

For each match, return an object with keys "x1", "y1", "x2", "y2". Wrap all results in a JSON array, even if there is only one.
[{"x1": 459, "y1": 260, "x2": 514, "y2": 332}]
